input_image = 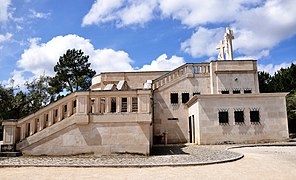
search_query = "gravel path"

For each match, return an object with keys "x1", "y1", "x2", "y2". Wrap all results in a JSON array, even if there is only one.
[
  {"x1": 0, "y1": 145, "x2": 242, "y2": 167},
  {"x1": 1, "y1": 146, "x2": 296, "y2": 180}
]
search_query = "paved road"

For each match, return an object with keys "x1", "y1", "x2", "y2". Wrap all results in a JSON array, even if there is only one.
[{"x1": 1, "y1": 146, "x2": 296, "y2": 180}]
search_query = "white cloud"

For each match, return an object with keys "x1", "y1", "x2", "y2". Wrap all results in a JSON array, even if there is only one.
[
  {"x1": 159, "y1": 0, "x2": 249, "y2": 27},
  {"x1": 139, "y1": 54, "x2": 185, "y2": 71},
  {"x1": 118, "y1": 1, "x2": 156, "y2": 27},
  {"x1": 181, "y1": 27, "x2": 225, "y2": 58},
  {"x1": 11, "y1": 34, "x2": 135, "y2": 87},
  {"x1": 176, "y1": 0, "x2": 296, "y2": 59},
  {"x1": 82, "y1": 0, "x2": 123, "y2": 26},
  {"x1": 29, "y1": 9, "x2": 50, "y2": 19},
  {"x1": 235, "y1": 49, "x2": 270, "y2": 60},
  {"x1": 258, "y1": 61, "x2": 296, "y2": 75},
  {"x1": 83, "y1": 1, "x2": 296, "y2": 61},
  {"x1": 4, "y1": 70, "x2": 27, "y2": 89},
  {"x1": 234, "y1": 0, "x2": 296, "y2": 56},
  {"x1": 0, "y1": 0, "x2": 11, "y2": 23},
  {"x1": 10, "y1": 33, "x2": 187, "y2": 87},
  {"x1": 17, "y1": 35, "x2": 94, "y2": 77},
  {"x1": 82, "y1": 0, "x2": 158, "y2": 27},
  {"x1": 91, "y1": 48, "x2": 133, "y2": 72},
  {"x1": 0, "y1": 32, "x2": 12, "y2": 43}
]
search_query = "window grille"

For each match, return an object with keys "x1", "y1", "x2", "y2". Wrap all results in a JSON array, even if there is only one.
[
  {"x1": 121, "y1": 97, "x2": 127, "y2": 112},
  {"x1": 234, "y1": 110, "x2": 244, "y2": 124},
  {"x1": 219, "y1": 111, "x2": 229, "y2": 124},
  {"x1": 132, "y1": 97, "x2": 138, "y2": 112},
  {"x1": 182, "y1": 93, "x2": 190, "y2": 103},
  {"x1": 171, "y1": 93, "x2": 178, "y2": 104}
]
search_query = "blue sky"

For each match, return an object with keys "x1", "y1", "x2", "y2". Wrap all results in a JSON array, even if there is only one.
[{"x1": 0, "y1": 0, "x2": 296, "y2": 87}]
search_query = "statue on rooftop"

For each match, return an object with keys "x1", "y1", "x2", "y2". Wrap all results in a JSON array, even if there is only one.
[
  {"x1": 216, "y1": 40, "x2": 225, "y2": 60},
  {"x1": 217, "y1": 27, "x2": 234, "y2": 60}
]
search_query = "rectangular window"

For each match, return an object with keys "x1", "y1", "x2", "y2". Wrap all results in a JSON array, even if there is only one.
[
  {"x1": 219, "y1": 111, "x2": 229, "y2": 124},
  {"x1": 111, "y1": 97, "x2": 116, "y2": 113},
  {"x1": 182, "y1": 93, "x2": 190, "y2": 103},
  {"x1": 221, "y1": 90, "x2": 229, "y2": 94},
  {"x1": 171, "y1": 93, "x2": 178, "y2": 104},
  {"x1": 121, "y1": 97, "x2": 127, "y2": 112},
  {"x1": 244, "y1": 89, "x2": 252, "y2": 94},
  {"x1": 132, "y1": 97, "x2": 138, "y2": 112},
  {"x1": 234, "y1": 111, "x2": 244, "y2": 124},
  {"x1": 233, "y1": 90, "x2": 241, "y2": 94},
  {"x1": 250, "y1": 110, "x2": 260, "y2": 123},
  {"x1": 193, "y1": 92, "x2": 200, "y2": 96}
]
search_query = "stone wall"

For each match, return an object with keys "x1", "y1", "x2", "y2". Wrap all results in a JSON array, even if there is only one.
[
  {"x1": 188, "y1": 93, "x2": 289, "y2": 144},
  {"x1": 21, "y1": 121, "x2": 151, "y2": 156},
  {"x1": 153, "y1": 76, "x2": 211, "y2": 144},
  {"x1": 210, "y1": 60, "x2": 259, "y2": 94}
]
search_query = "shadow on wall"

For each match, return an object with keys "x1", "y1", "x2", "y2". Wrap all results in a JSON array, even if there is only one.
[
  {"x1": 78, "y1": 125, "x2": 102, "y2": 146},
  {"x1": 254, "y1": 123, "x2": 264, "y2": 135}
]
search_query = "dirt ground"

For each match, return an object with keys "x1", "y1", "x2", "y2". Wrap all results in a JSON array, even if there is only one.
[{"x1": 1, "y1": 146, "x2": 296, "y2": 180}]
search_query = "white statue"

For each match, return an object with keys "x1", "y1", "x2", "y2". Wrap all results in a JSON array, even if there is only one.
[
  {"x1": 224, "y1": 27, "x2": 234, "y2": 60},
  {"x1": 216, "y1": 27, "x2": 234, "y2": 60},
  {"x1": 216, "y1": 40, "x2": 225, "y2": 60}
]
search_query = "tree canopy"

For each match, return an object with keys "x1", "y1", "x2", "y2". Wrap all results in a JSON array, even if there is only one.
[
  {"x1": 52, "y1": 49, "x2": 96, "y2": 93},
  {"x1": 0, "y1": 49, "x2": 96, "y2": 140},
  {"x1": 258, "y1": 63, "x2": 296, "y2": 133}
]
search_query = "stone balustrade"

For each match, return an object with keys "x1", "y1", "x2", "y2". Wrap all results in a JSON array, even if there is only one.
[
  {"x1": 152, "y1": 63, "x2": 210, "y2": 90},
  {"x1": 2, "y1": 90, "x2": 151, "y2": 146},
  {"x1": 16, "y1": 93, "x2": 78, "y2": 142}
]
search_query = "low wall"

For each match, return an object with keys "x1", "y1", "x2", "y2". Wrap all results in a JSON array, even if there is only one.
[{"x1": 21, "y1": 121, "x2": 151, "y2": 156}]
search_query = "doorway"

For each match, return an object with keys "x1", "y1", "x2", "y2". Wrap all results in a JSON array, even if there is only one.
[{"x1": 188, "y1": 115, "x2": 195, "y2": 143}]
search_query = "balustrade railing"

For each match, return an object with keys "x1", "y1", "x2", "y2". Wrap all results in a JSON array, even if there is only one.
[
  {"x1": 17, "y1": 93, "x2": 77, "y2": 141},
  {"x1": 152, "y1": 63, "x2": 210, "y2": 90},
  {"x1": 10, "y1": 90, "x2": 151, "y2": 143}
]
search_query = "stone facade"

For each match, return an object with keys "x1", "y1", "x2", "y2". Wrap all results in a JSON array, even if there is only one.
[
  {"x1": 1, "y1": 60, "x2": 289, "y2": 155},
  {"x1": 187, "y1": 94, "x2": 288, "y2": 145},
  {"x1": 2, "y1": 27, "x2": 289, "y2": 156}
]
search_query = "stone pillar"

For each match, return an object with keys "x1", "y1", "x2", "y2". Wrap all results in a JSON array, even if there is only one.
[
  {"x1": 75, "y1": 92, "x2": 90, "y2": 124},
  {"x1": 127, "y1": 96, "x2": 131, "y2": 113},
  {"x1": 30, "y1": 119, "x2": 36, "y2": 135},
  {"x1": 76, "y1": 95, "x2": 89, "y2": 114},
  {"x1": 116, "y1": 97, "x2": 119, "y2": 112},
  {"x1": 105, "y1": 97, "x2": 110, "y2": 113},
  {"x1": 67, "y1": 101, "x2": 73, "y2": 117},
  {"x1": 39, "y1": 114, "x2": 45, "y2": 131},
  {"x1": 95, "y1": 97, "x2": 100, "y2": 113},
  {"x1": 186, "y1": 64, "x2": 194, "y2": 77},
  {"x1": 48, "y1": 110, "x2": 54, "y2": 127},
  {"x1": 57, "y1": 105, "x2": 63, "y2": 122},
  {"x1": 20, "y1": 123, "x2": 26, "y2": 140},
  {"x1": 2, "y1": 120, "x2": 18, "y2": 145}
]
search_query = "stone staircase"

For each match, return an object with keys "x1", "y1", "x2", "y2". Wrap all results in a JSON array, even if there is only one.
[
  {"x1": 1, "y1": 92, "x2": 89, "y2": 155},
  {"x1": 152, "y1": 63, "x2": 210, "y2": 90},
  {"x1": 1, "y1": 90, "x2": 152, "y2": 156}
]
